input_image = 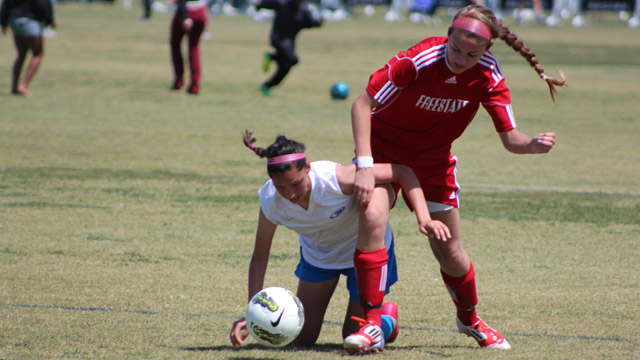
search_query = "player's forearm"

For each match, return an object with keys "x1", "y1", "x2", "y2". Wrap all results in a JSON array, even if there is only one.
[
  {"x1": 500, "y1": 129, "x2": 536, "y2": 154},
  {"x1": 351, "y1": 91, "x2": 373, "y2": 157},
  {"x1": 393, "y1": 166, "x2": 432, "y2": 224},
  {"x1": 247, "y1": 257, "x2": 268, "y2": 302}
]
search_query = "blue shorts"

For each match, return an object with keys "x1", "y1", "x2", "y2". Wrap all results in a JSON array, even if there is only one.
[
  {"x1": 294, "y1": 238, "x2": 398, "y2": 303},
  {"x1": 10, "y1": 17, "x2": 43, "y2": 39}
]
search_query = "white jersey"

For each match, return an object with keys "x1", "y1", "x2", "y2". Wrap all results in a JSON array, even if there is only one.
[{"x1": 259, "y1": 160, "x2": 393, "y2": 269}]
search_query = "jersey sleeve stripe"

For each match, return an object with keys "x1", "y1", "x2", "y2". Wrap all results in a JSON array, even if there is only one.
[
  {"x1": 413, "y1": 45, "x2": 446, "y2": 70},
  {"x1": 478, "y1": 54, "x2": 504, "y2": 77},
  {"x1": 505, "y1": 104, "x2": 516, "y2": 129},
  {"x1": 483, "y1": 102, "x2": 517, "y2": 129},
  {"x1": 374, "y1": 81, "x2": 398, "y2": 104},
  {"x1": 478, "y1": 55, "x2": 504, "y2": 91}
]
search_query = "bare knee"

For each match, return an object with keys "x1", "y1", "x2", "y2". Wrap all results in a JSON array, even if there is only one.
[
  {"x1": 430, "y1": 236, "x2": 469, "y2": 275},
  {"x1": 361, "y1": 204, "x2": 388, "y2": 232}
]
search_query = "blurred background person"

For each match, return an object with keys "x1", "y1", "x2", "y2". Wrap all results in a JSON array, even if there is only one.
[
  {"x1": 257, "y1": 0, "x2": 322, "y2": 96},
  {"x1": 141, "y1": 0, "x2": 153, "y2": 20},
  {"x1": 169, "y1": 0, "x2": 209, "y2": 94},
  {"x1": 545, "y1": 0, "x2": 585, "y2": 27},
  {"x1": 513, "y1": 0, "x2": 546, "y2": 25},
  {"x1": 1, "y1": 0, "x2": 56, "y2": 96},
  {"x1": 408, "y1": 0, "x2": 441, "y2": 25},
  {"x1": 628, "y1": 0, "x2": 639, "y2": 27}
]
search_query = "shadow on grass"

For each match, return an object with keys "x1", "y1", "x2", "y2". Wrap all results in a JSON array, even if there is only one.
[
  {"x1": 179, "y1": 343, "x2": 342, "y2": 353},
  {"x1": 179, "y1": 342, "x2": 471, "y2": 357},
  {"x1": 388, "y1": 343, "x2": 476, "y2": 357}
]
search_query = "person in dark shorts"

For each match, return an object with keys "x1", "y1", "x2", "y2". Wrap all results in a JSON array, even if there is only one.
[{"x1": 1, "y1": 0, "x2": 56, "y2": 96}]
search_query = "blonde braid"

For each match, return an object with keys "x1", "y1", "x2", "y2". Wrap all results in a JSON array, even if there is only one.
[{"x1": 498, "y1": 24, "x2": 567, "y2": 102}]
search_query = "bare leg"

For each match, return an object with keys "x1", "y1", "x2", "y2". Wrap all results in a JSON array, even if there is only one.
[
  {"x1": 11, "y1": 37, "x2": 30, "y2": 95},
  {"x1": 429, "y1": 208, "x2": 477, "y2": 324},
  {"x1": 355, "y1": 185, "x2": 392, "y2": 251},
  {"x1": 294, "y1": 278, "x2": 339, "y2": 347},
  {"x1": 342, "y1": 299, "x2": 365, "y2": 339},
  {"x1": 428, "y1": 208, "x2": 470, "y2": 277},
  {"x1": 17, "y1": 36, "x2": 43, "y2": 96}
]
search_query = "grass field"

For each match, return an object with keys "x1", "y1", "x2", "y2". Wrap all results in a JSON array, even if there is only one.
[{"x1": 1, "y1": 2, "x2": 639, "y2": 359}]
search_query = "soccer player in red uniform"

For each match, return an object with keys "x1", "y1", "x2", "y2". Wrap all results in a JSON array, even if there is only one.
[{"x1": 347, "y1": 4, "x2": 566, "y2": 351}]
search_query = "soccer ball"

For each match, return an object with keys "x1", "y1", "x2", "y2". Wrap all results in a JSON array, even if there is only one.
[
  {"x1": 330, "y1": 81, "x2": 349, "y2": 100},
  {"x1": 245, "y1": 287, "x2": 305, "y2": 347}
]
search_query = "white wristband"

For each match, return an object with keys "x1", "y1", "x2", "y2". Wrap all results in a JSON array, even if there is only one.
[{"x1": 355, "y1": 156, "x2": 374, "y2": 169}]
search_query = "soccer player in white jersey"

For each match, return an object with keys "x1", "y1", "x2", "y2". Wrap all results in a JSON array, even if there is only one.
[
  {"x1": 349, "y1": 4, "x2": 566, "y2": 350},
  {"x1": 229, "y1": 131, "x2": 450, "y2": 354}
]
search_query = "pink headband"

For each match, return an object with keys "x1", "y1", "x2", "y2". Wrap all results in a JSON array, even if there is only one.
[
  {"x1": 267, "y1": 153, "x2": 306, "y2": 165},
  {"x1": 450, "y1": 17, "x2": 491, "y2": 40}
]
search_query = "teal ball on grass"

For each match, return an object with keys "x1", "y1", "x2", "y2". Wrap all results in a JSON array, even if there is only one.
[{"x1": 330, "y1": 82, "x2": 350, "y2": 100}]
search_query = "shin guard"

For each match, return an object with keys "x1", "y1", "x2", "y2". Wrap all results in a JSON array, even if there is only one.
[
  {"x1": 441, "y1": 262, "x2": 478, "y2": 326},
  {"x1": 354, "y1": 247, "x2": 388, "y2": 325}
]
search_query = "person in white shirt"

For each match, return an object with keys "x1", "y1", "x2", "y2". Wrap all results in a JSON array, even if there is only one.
[{"x1": 229, "y1": 130, "x2": 450, "y2": 353}]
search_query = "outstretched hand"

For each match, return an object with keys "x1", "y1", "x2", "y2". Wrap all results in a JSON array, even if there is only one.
[
  {"x1": 419, "y1": 219, "x2": 451, "y2": 241},
  {"x1": 230, "y1": 317, "x2": 250, "y2": 347},
  {"x1": 532, "y1": 132, "x2": 556, "y2": 153}
]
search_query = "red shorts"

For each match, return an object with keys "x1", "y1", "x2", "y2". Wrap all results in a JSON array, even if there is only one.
[{"x1": 373, "y1": 152, "x2": 460, "y2": 209}]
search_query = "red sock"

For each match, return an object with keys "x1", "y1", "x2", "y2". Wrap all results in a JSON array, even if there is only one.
[
  {"x1": 441, "y1": 261, "x2": 478, "y2": 326},
  {"x1": 354, "y1": 247, "x2": 388, "y2": 326}
]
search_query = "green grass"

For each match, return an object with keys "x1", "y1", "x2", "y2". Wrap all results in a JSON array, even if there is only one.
[{"x1": 1, "y1": 2, "x2": 639, "y2": 359}]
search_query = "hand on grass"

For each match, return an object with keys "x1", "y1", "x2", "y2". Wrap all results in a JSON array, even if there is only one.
[{"x1": 230, "y1": 317, "x2": 249, "y2": 347}]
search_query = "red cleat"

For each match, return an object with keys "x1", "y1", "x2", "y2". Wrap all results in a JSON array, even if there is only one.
[
  {"x1": 456, "y1": 317, "x2": 511, "y2": 349},
  {"x1": 381, "y1": 302, "x2": 399, "y2": 343},
  {"x1": 343, "y1": 316, "x2": 385, "y2": 354}
]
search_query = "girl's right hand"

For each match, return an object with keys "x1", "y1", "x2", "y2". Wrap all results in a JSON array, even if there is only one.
[
  {"x1": 354, "y1": 168, "x2": 375, "y2": 205},
  {"x1": 230, "y1": 317, "x2": 249, "y2": 347}
]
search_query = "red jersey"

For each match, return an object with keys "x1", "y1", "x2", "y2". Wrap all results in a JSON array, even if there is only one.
[{"x1": 366, "y1": 37, "x2": 516, "y2": 169}]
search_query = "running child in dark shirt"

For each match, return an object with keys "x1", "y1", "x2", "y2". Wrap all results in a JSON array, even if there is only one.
[
  {"x1": 257, "y1": 0, "x2": 322, "y2": 96},
  {"x1": 1, "y1": 0, "x2": 55, "y2": 96}
]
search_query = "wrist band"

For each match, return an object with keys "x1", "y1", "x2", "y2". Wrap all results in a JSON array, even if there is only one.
[{"x1": 356, "y1": 156, "x2": 374, "y2": 169}]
